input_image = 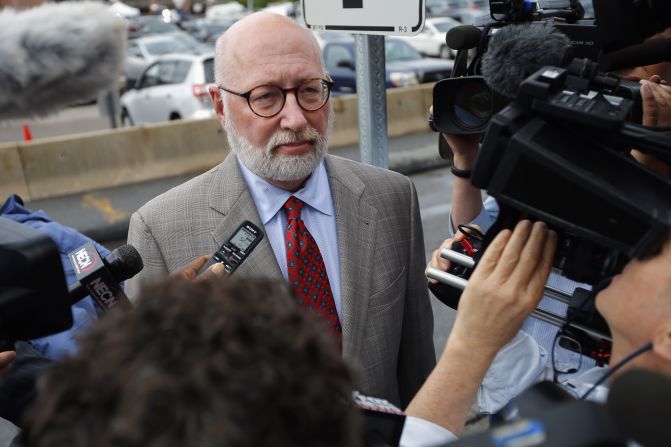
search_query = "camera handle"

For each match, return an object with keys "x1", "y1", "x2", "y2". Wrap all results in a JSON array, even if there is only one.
[{"x1": 426, "y1": 249, "x2": 611, "y2": 342}]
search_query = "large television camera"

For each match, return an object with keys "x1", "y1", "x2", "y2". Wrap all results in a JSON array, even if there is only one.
[
  {"x1": 427, "y1": 0, "x2": 671, "y2": 363},
  {"x1": 0, "y1": 217, "x2": 142, "y2": 348},
  {"x1": 432, "y1": 0, "x2": 671, "y2": 135},
  {"x1": 0, "y1": 218, "x2": 74, "y2": 343}
]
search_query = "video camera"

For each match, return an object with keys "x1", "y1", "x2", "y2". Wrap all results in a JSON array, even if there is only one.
[
  {"x1": 432, "y1": 0, "x2": 671, "y2": 135},
  {"x1": 0, "y1": 217, "x2": 143, "y2": 348},
  {"x1": 0, "y1": 218, "x2": 74, "y2": 343},
  {"x1": 427, "y1": 0, "x2": 671, "y2": 363}
]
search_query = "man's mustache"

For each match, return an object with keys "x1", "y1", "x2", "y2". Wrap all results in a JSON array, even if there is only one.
[{"x1": 266, "y1": 127, "x2": 321, "y2": 153}]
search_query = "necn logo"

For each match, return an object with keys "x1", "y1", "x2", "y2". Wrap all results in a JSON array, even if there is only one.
[{"x1": 74, "y1": 247, "x2": 97, "y2": 273}]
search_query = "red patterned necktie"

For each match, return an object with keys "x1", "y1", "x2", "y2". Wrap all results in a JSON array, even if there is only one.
[{"x1": 284, "y1": 196, "x2": 342, "y2": 349}]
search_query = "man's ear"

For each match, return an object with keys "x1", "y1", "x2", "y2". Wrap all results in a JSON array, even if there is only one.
[
  {"x1": 652, "y1": 322, "x2": 671, "y2": 362},
  {"x1": 209, "y1": 86, "x2": 225, "y2": 121}
]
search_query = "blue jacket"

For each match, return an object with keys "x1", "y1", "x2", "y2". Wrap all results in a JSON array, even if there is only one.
[{"x1": 1, "y1": 195, "x2": 107, "y2": 360}]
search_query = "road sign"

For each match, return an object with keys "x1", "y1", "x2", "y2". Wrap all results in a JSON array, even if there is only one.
[{"x1": 302, "y1": 0, "x2": 425, "y2": 36}]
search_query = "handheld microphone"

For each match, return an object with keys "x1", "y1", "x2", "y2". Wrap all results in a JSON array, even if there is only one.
[
  {"x1": 198, "y1": 221, "x2": 264, "y2": 276},
  {"x1": 607, "y1": 368, "x2": 671, "y2": 447},
  {"x1": 0, "y1": 1, "x2": 127, "y2": 119},
  {"x1": 481, "y1": 22, "x2": 572, "y2": 98},
  {"x1": 68, "y1": 243, "x2": 143, "y2": 311}
]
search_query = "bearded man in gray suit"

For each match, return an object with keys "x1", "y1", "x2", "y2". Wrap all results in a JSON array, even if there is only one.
[{"x1": 126, "y1": 12, "x2": 435, "y2": 407}]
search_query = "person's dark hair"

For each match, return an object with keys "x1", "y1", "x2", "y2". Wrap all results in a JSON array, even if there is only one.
[{"x1": 23, "y1": 277, "x2": 360, "y2": 447}]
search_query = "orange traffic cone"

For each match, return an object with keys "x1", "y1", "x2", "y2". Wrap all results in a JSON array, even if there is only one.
[{"x1": 22, "y1": 123, "x2": 33, "y2": 142}]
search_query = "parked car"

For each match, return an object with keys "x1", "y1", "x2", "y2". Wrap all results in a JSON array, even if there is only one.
[
  {"x1": 125, "y1": 32, "x2": 210, "y2": 88},
  {"x1": 449, "y1": 8, "x2": 490, "y2": 25},
  {"x1": 312, "y1": 30, "x2": 354, "y2": 49},
  {"x1": 180, "y1": 18, "x2": 234, "y2": 46},
  {"x1": 205, "y1": 2, "x2": 247, "y2": 21},
  {"x1": 120, "y1": 53, "x2": 216, "y2": 125},
  {"x1": 127, "y1": 15, "x2": 182, "y2": 39},
  {"x1": 396, "y1": 17, "x2": 460, "y2": 58},
  {"x1": 323, "y1": 38, "x2": 453, "y2": 95}
]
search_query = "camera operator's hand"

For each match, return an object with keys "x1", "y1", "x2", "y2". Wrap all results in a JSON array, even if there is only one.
[
  {"x1": 633, "y1": 77, "x2": 671, "y2": 176},
  {"x1": 429, "y1": 106, "x2": 480, "y2": 169},
  {"x1": 425, "y1": 225, "x2": 481, "y2": 284},
  {"x1": 407, "y1": 221, "x2": 556, "y2": 435},
  {"x1": 641, "y1": 78, "x2": 671, "y2": 130},
  {"x1": 426, "y1": 235, "x2": 460, "y2": 284},
  {"x1": 451, "y1": 220, "x2": 557, "y2": 353},
  {"x1": 0, "y1": 351, "x2": 16, "y2": 375},
  {"x1": 171, "y1": 255, "x2": 225, "y2": 281},
  {"x1": 442, "y1": 132, "x2": 481, "y2": 170}
]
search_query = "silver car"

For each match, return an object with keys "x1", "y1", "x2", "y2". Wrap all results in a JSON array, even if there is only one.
[
  {"x1": 125, "y1": 32, "x2": 209, "y2": 87},
  {"x1": 120, "y1": 53, "x2": 216, "y2": 125}
]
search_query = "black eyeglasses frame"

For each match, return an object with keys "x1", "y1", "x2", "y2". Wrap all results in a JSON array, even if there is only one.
[{"x1": 217, "y1": 78, "x2": 334, "y2": 118}]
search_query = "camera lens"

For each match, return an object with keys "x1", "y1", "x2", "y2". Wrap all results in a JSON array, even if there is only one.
[{"x1": 453, "y1": 81, "x2": 493, "y2": 129}]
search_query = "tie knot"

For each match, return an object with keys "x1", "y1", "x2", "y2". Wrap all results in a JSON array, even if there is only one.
[{"x1": 283, "y1": 196, "x2": 304, "y2": 220}]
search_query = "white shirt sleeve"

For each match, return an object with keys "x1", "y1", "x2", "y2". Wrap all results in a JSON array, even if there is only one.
[
  {"x1": 399, "y1": 416, "x2": 458, "y2": 447},
  {"x1": 478, "y1": 331, "x2": 550, "y2": 414}
]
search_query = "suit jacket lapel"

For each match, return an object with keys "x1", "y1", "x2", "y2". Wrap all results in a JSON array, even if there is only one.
[
  {"x1": 326, "y1": 156, "x2": 377, "y2": 361},
  {"x1": 209, "y1": 155, "x2": 283, "y2": 279}
]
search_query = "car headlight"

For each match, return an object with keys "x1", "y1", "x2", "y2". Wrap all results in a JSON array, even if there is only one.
[{"x1": 389, "y1": 71, "x2": 419, "y2": 87}]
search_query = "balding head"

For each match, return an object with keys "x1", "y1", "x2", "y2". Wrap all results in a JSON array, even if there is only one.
[{"x1": 214, "y1": 12, "x2": 325, "y2": 87}]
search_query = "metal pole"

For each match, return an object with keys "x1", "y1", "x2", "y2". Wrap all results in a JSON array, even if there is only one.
[{"x1": 354, "y1": 34, "x2": 388, "y2": 168}]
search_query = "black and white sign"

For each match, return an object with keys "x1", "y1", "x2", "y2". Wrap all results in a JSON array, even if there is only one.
[{"x1": 302, "y1": 0, "x2": 425, "y2": 36}]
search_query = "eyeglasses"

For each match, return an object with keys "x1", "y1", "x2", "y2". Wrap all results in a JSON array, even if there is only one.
[
  {"x1": 217, "y1": 78, "x2": 334, "y2": 118},
  {"x1": 551, "y1": 328, "x2": 583, "y2": 383}
]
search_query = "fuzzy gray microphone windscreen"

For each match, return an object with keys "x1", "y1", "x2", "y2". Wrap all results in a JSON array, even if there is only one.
[{"x1": 0, "y1": 2, "x2": 127, "y2": 119}]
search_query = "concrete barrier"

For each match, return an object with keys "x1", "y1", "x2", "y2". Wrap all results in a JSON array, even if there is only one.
[{"x1": 0, "y1": 84, "x2": 434, "y2": 201}]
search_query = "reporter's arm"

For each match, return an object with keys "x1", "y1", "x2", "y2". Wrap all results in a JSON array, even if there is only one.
[
  {"x1": 407, "y1": 220, "x2": 557, "y2": 435},
  {"x1": 444, "y1": 132, "x2": 486, "y2": 231}
]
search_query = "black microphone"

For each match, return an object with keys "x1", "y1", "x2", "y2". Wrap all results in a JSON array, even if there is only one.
[
  {"x1": 0, "y1": 1, "x2": 126, "y2": 119},
  {"x1": 598, "y1": 37, "x2": 671, "y2": 72},
  {"x1": 68, "y1": 243, "x2": 143, "y2": 311},
  {"x1": 446, "y1": 25, "x2": 482, "y2": 51},
  {"x1": 607, "y1": 368, "x2": 671, "y2": 447},
  {"x1": 481, "y1": 22, "x2": 572, "y2": 98}
]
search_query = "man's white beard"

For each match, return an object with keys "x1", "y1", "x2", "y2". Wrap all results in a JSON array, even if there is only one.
[{"x1": 224, "y1": 109, "x2": 332, "y2": 182}]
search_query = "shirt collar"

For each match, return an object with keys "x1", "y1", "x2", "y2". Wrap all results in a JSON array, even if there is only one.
[{"x1": 237, "y1": 157, "x2": 334, "y2": 224}]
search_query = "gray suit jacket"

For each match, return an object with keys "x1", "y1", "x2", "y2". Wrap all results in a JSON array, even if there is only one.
[{"x1": 126, "y1": 154, "x2": 435, "y2": 406}]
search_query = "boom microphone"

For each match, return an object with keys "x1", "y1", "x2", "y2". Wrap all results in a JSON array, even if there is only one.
[
  {"x1": 446, "y1": 25, "x2": 482, "y2": 51},
  {"x1": 0, "y1": 1, "x2": 127, "y2": 119},
  {"x1": 68, "y1": 243, "x2": 143, "y2": 311},
  {"x1": 607, "y1": 368, "x2": 671, "y2": 447},
  {"x1": 481, "y1": 22, "x2": 572, "y2": 98}
]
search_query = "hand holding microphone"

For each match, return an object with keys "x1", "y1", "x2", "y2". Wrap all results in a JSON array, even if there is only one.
[{"x1": 171, "y1": 255, "x2": 226, "y2": 281}]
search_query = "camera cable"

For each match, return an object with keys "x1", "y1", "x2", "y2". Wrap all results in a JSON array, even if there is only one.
[{"x1": 579, "y1": 342, "x2": 653, "y2": 401}]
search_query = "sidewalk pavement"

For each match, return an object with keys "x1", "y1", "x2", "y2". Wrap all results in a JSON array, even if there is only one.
[{"x1": 23, "y1": 131, "x2": 448, "y2": 245}]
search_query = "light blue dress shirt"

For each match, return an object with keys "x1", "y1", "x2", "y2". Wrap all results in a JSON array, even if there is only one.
[{"x1": 237, "y1": 158, "x2": 342, "y2": 319}]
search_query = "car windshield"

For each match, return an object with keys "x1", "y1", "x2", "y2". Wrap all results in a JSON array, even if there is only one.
[
  {"x1": 145, "y1": 36, "x2": 200, "y2": 56},
  {"x1": 385, "y1": 40, "x2": 421, "y2": 62}
]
